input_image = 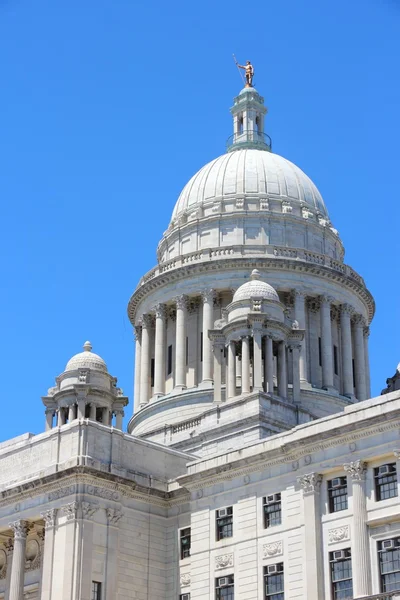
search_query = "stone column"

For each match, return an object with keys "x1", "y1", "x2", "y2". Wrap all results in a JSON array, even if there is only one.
[
  {"x1": 105, "y1": 509, "x2": 123, "y2": 600},
  {"x1": 364, "y1": 326, "x2": 371, "y2": 399},
  {"x1": 115, "y1": 410, "x2": 124, "y2": 430},
  {"x1": 133, "y1": 325, "x2": 142, "y2": 412},
  {"x1": 139, "y1": 315, "x2": 152, "y2": 406},
  {"x1": 353, "y1": 315, "x2": 367, "y2": 401},
  {"x1": 212, "y1": 339, "x2": 225, "y2": 403},
  {"x1": 40, "y1": 509, "x2": 57, "y2": 600},
  {"x1": 175, "y1": 295, "x2": 187, "y2": 390},
  {"x1": 227, "y1": 340, "x2": 236, "y2": 399},
  {"x1": 89, "y1": 402, "x2": 97, "y2": 421},
  {"x1": 252, "y1": 328, "x2": 263, "y2": 391},
  {"x1": 153, "y1": 303, "x2": 166, "y2": 397},
  {"x1": 4, "y1": 537, "x2": 13, "y2": 600},
  {"x1": 8, "y1": 520, "x2": 28, "y2": 600},
  {"x1": 294, "y1": 290, "x2": 308, "y2": 381},
  {"x1": 57, "y1": 408, "x2": 66, "y2": 427},
  {"x1": 264, "y1": 335, "x2": 274, "y2": 394},
  {"x1": 290, "y1": 344, "x2": 301, "y2": 402},
  {"x1": 45, "y1": 409, "x2": 54, "y2": 431},
  {"x1": 297, "y1": 474, "x2": 324, "y2": 599},
  {"x1": 340, "y1": 304, "x2": 354, "y2": 398},
  {"x1": 201, "y1": 289, "x2": 215, "y2": 384},
  {"x1": 277, "y1": 341, "x2": 287, "y2": 399},
  {"x1": 77, "y1": 397, "x2": 86, "y2": 419},
  {"x1": 68, "y1": 404, "x2": 75, "y2": 423},
  {"x1": 320, "y1": 295, "x2": 334, "y2": 390},
  {"x1": 343, "y1": 460, "x2": 371, "y2": 597},
  {"x1": 241, "y1": 336, "x2": 251, "y2": 394}
]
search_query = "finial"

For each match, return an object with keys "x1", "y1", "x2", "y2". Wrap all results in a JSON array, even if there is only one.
[
  {"x1": 233, "y1": 56, "x2": 254, "y2": 88},
  {"x1": 250, "y1": 269, "x2": 261, "y2": 281},
  {"x1": 83, "y1": 341, "x2": 92, "y2": 352}
]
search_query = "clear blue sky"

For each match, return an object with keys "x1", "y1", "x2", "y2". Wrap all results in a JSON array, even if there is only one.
[{"x1": 0, "y1": 0, "x2": 398, "y2": 440}]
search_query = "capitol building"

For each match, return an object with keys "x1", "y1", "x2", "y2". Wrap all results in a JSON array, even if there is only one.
[{"x1": 1, "y1": 79, "x2": 400, "y2": 600}]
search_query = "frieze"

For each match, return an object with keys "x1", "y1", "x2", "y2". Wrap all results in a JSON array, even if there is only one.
[
  {"x1": 86, "y1": 485, "x2": 120, "y2": 501},
  {"x1": 328, "y1": 526, "x2": 350, "y2": 544},
  {"x1": 48, "y1": 485, "x2": 76, "y2": 501},
  {"x1": 262, "y1": 541, "x2": 283, "y2": 559},
  {"x1": 215, "y1": 553, "x2": 234, "y2": 569}
]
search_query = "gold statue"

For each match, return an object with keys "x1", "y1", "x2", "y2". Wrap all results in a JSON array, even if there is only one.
[{"x1": 236, "y1": 59, "x2": 254, "y2": 87}]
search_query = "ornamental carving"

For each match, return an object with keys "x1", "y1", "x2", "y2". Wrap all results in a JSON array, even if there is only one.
[
  {"x1": 25, "y1": 538, "x2": 41, "y2": 572},
  {"x1": 41, "y1": 509, "x2": 57, "y2": 529},
  {"x1": 48, "y1": 485, "x2": 76, "y2": 501},
  {"x1": 9, "y1": 520, "x2": 28, "y2": 540},
  {"x1": 307, "y1": 298, "x2": 321, "y2": 313},
  {"x1": 133, "y1": 325, "x2": 142, "y2": 342},
  {"x1": 215, "y1": 553, "x2": 234, "y2": 569},
  {"x1": 343, "y1": 460, "x2": 367, "y2": 481},
  {"x1": 201, "y1": 288, "x2": 216, "y2": 304},
  {"x1": 352, "y1": 314, "x2": 366, "y2": 328},
  {"x1": 262, "y1": 541, "x2": 283, "y2": 558},
  {"x1": 180, "y1": 573, "x2": 191, "y2": 587},
  {"x1": 301, "y1": 206, "x2": 313, "y2": 219},
  {"x1": 140, "y1": 314, "x2": 154, "y2": 329},
  {"x1": 0, "y1": 548, "x2": 7, "y2": 580},
  {"x1": 106, "y1": 508, "x2": 123, "y2": 525},
  {"x1": 282, "y1": 201, "x2": 292, "y2": 213},
  {"x1": 297, "y1": 473, "x2": 322, "y2": 494},
  {"x1": 82, "y1": 502, "x2": 99, "y2": 520},
  {"x1": 86, "y1": 485, "x2": 120, "y2": 501},
  {"x1": 154, "y1": 303, "x2": 166, "y2": 319},
  {"x1": 260, "y1": 198, "x2": 269, "y2": 210},
  {"x1": 175, "y1": 295, "x2": 188, "y2": 311},
  {"x1": 328, "y1": 525, "x2": 350, "y2": 544},
  {"x1": 62, "y1": 502, "x2": 78, "y2": 522},
  {"x1": 340, "y1": 303, "x2": 354, "y2": 317}
]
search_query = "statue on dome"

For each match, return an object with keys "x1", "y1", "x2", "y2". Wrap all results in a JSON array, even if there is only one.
[{"x1": 234, "y1": 57, "x2": 254, "y2": 87}]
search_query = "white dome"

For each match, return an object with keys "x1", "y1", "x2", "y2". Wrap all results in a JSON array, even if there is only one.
[
  {"x1": 64, "y1": 341, "x2": 108, "y2": 373},
  {"x1": 233, "y1": 270, "x2": 279, "y2": 302},
  {"x1": 171, "y1": 148, "x2": 328, "y2": 222}
]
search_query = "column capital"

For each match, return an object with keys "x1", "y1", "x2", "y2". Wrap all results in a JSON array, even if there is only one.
[
  {"x1": 61, "y1": 501, "x2": 78, "y2": 522},
  {"x1": 40, "y1": 509, "x2": 57, "y2": 530},
  {"x1": 297, "y1": 473, "x2": 322, "y2": 495},
  {"x1": 133, "y1": 324, "x2": 142, "y2": 342},
  {"x1": 9, "y1": 520, "x2": 29, "y2": 540},
  {"x1": 364, "y1": 326, "x2": 370, "y2": 338},
  {"x1": 307, "y1": 297, "x2": 321, "y2": 313},
  {"x1": 154, "y1": 303, "x2": 166, "y2": 319},
  {"x1": 320, "y1": 294, "x2": 335, "y2": 305},
  {"x1": 393, "y1": 450, "x2": 400, "y2": 459},
  {"x1": 292, "y1": 289, "x2": 307, "y2": 298},
  {"x1": 175, "y1": 294, "x2": 188, "y2": 311},
  {"x1": 140, "y1": 314, "x2": 154, "y2": 329},
  {"x1": 340, "y1": 303, "x2": 355, "y2": 316},
  {"x1": 82, "y1": 502, "x2": 99, "y2": 521},
  {"x1": 201, "y1": 288, "x2": 216, "y2": 303},
  {"x1": 344, "y1": 459, "x2": 367, "y2": 481},
  {"x1": 352, "y1": 314, "x2": 366, "y2": 328},
  {"x1": 106, "y1": 508, "x2": 123, "y2": 526},
  {"x1": 288, "y1": 343, "x2": 302, "y2": 352}
]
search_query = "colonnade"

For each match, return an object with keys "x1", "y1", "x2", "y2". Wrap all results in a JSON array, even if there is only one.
[
  {"x1": 45, "y1": 403, "x2": 124, "y2": 431},
  {"x1": 134, "y1": 290, "x2": 371, "y2": 408}
]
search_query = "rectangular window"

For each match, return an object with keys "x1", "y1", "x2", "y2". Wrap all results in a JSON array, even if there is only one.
[
  {"x1": 333, "y1": 345, "x2": 338, "y2": 375},
  {"x1": 215, "y1": 575, "x2": 234, "y2": 600},
  {"x1": 200, "y1": 332, "x2": 203, "y2": 362},
  {"x1": 318, "y1": 337, "x2": 322, "y2": 367},
  {"x1": 378, "y1": 537, "x2": 400, "y2": 594},
  {"x1": 375, "y1": 463, "x2": 398, "y2": 501},
  {"x1": 150, "y1": 357, "x2": 155, "y2": 388},
  {"x1": 180, "y1": 527, "x2": 191, "y2": 560},
  {"x1": 328, "y1": 477, "x2": 348, "y2": 513},
  {"x1": 180, "y1": 594, "x2": 190, "y2": 600},
  {"x1": 330, "y1": 549, "x2": 353, "y2": 600},
  {"x1": 186, "y1": 336, "x2": 189, "y2": 366},
  {"x1": 216, "y1": 507, "x2": 233, "y2": 541},
  {"x1": 264, "y1": 563, "x2": 284, "y2": 600},
  {"x1": 263, "y1": 493, "x2": 282, "y2": 528},
  {"x1": 167, "y1": 344, "x2": 173, "y2": 375},
  {"x1": 91, "y1": 582, "x2": 102, "y2": 600}
]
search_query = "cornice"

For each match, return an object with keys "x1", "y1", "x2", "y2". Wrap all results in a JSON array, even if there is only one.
[{"x1": 127, "y1": 256, "x2": 374, "y2": 325}]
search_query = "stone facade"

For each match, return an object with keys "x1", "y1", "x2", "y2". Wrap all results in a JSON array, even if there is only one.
[{"x1": 0, "y1": 82, "x2": 398, "y2": 600}]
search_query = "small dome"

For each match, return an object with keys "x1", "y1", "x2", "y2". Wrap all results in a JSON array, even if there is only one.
[
  {"x1": 233, "y1": 270, "x2": 279, "y2": 302},
  {"x1": 64, "y1": 341, "x2": 108, "y2": 374}
]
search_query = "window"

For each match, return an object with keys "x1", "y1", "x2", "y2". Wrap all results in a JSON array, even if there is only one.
[
  {"x1": 216, "y1": 575, "x2": 234, "y2": 600},
  {"x1": 378, "y1": 537, "x2": 400, "y2": 594},
  {"x1": 318, "y1": 337, "x2": 322, "y2": 367},
  {"x1": 263, "y1": 493, "x2": 282, "y2": 528},
  {"x1": 150, "y1": 358, "x2": 155, "y2": 388},
  {"x1": 333, "y1": 345, "x2": 338, "y2": 375},
  {"x1": 180, "y1": 527, "x2": 191, "y2": 559},
  {"x1": 330, "y1": 549, "x2": 353, "y2": 600},
  {"x1": 216, "y1": 507, "x2": 233, "y2": 541},
  {"x1": 180, "y1": 594, "x2": 190, "y2": 600},
  {"x1": 375, "y1": 463, "x2": 398, "y2": 501},
  {"x1": 264, "y1": 563, "x2": 284, "y2": 600},
  {"x1": 91, "y1": 582, "x2": 102, "y2": 600},
  {"x1": 167, "y1": 344, "x2": 173, "y2": 375},
  {"x1": 328, "y1": 477, "x2": 348, "y2": 513}
]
